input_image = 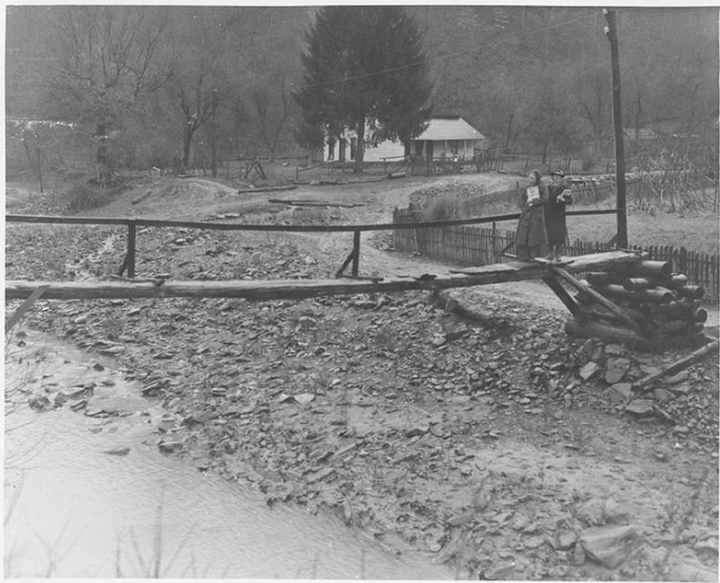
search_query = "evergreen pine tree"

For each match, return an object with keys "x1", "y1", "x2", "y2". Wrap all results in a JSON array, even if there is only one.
[{"x1": 294, "y1": 6, "x2": 433, "y2": 173}]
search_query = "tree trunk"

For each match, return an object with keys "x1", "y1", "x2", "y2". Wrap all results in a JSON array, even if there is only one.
[
  {"x1": 183, "y1": 124, "x2": 194, "y2": 170},
  {"x1": 210, "y1": 90, "x2": 218, "y2": 178},
  {"x1": 96, "y1": 121, "x2": 111, "y2": 185},
  {"x1": 354, "y1": 115, "x2": 365, "y2": 174}
]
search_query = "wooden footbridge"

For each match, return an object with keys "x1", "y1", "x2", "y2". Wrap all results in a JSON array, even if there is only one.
[
  {"x1": 6, "y1": 210, "x2": 639, "y2": 335},
  {"x1": 6, "y1": 250, "x2": 641, "y2": 306}
]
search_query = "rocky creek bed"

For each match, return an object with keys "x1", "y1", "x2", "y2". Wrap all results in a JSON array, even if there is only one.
[{"x1": 5, "y1": 177, "x2": 719, "y2": 581}]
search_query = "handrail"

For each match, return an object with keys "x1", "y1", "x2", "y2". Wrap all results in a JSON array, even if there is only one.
[
  {"x1": 6, "y1": 209, "x2": 618, "y2": 233},
  {"x1": 6, "y1": 209, "x2": 619, "y2": 279}
]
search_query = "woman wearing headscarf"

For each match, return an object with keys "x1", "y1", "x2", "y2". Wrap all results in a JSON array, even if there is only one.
[
  {"x1": 514, "y1": 169, "x2": 548, "y2": 260},
  {"x1": 544, "y1": 169, "x2": 573, "y2": 262}
]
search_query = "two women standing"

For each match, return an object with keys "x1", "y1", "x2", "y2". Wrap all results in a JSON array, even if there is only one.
[{"x1": 514, "y1": 168, "x2": 572, "y2": 262}]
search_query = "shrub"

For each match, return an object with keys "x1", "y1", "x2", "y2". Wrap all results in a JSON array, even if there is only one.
[
  {"x1": 425, "y1": 193, "x2": 462, "y2": 221},
  {"x1": 581, "y1": 146, "x2": 596, "y2": 172},
  {"x1": 63, "y1": 182, "x2": 111, "y2": 213}
]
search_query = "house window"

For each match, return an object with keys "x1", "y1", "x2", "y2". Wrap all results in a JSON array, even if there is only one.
[
  {"x1": 450, "y1": 140, "x2": 459, "y2": 155},
  {"x1": 327, "y1": 137, "x2": 335, "y2": 160},
  {"x1": 350, "y1": 138, "x2": 357, "y2": 160}
]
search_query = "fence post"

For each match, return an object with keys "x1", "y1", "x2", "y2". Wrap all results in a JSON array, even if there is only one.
[
  {"x1": 679, "y1": 247, "x2": 687, "y2": 274},
  {"x1": 126, "y1": 220, "x2": 137, "y2": 278},
  {"x1": 492, "y1": 221, "x2": 497, "y2": 260}
]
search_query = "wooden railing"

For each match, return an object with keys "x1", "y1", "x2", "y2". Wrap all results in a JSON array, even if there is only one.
[{"x1": 6, "y1": 210, "x2": 617, "y2": 281}]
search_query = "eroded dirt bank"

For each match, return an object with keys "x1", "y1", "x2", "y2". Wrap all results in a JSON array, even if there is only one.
[{"x1": 5, "y1": 175, "x2": 719, "y2": 580}]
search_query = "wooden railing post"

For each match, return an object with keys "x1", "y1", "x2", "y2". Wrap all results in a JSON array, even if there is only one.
[
  {"x1": 352, "y1": 229, "x2": 361, "y2": 276},
  {"x1": 126, "y1": 220, "x2": 137, "y2": 278}
]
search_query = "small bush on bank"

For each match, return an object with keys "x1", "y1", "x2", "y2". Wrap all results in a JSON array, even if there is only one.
[
  {"x1": 63, "y1": 182, "x2": 112, "y2": 213},
  {"x1": 425, "y1": 193, "x2": 463, "y2": 220}
]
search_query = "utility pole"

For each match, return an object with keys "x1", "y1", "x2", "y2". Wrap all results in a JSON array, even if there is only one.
[{"x1": 604, "y1": 8, "x2": 628, "y2": 248}]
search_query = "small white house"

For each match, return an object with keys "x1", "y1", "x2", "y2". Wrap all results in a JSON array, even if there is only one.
[{"x1": 324, "y1": 116, "x2": 487, "y2": 162}]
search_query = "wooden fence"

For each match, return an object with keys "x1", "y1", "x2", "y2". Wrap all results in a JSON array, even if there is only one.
[{"x1": 392, "y1": 211, "x2": 719, "y2": 305}]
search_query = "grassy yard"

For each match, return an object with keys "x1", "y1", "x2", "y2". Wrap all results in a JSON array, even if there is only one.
[
  {"x1": 568, "y1": 208, "x2": 719, "y2": 255},
  {"x1": 479, "y1": 192, "x2": 719, "y2": 256}
]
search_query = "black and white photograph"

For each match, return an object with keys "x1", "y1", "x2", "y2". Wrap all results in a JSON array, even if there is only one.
[{"x1": 4, "y1": 2, "x2": 719, "y2": 580}]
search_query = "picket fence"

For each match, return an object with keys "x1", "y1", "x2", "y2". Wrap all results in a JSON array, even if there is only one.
[{"x1": 392, "y1": 210, "x2": 719, "y2": 305}]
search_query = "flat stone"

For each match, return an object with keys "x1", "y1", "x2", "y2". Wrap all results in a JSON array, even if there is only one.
[
  {"x1": 609, "y1": 382, "x2": 633, "y2": 400},
  {"x1": 579, "y1": 362, "x2": 599, "y2": 381},
  {"x1": 640, "y1": 365, "x2": 661, "y2": 376},
  {"x1": 447, "y1": 511, "x2": 475, "y2": 527},
  {"x1": 652, "y1": 388, "x2": 674, "y2": 403},
  {"x1": 305, "y1": 467, "x2": 336, "y2": 483},
  {"x1": 405, "y1": 422, "x2": 429, "y2": 437},
  {"x1": 625, "y1": 399, "x2": 654, "y2": 417},
  {"x1": 572, "y1": 542, "x2": 586, "y2": 565},
  {"x1": 511, "y1": 514, "x2": 531, "y2": 532},
  {"x1": 694, "y1": 538, "x2": 719, "y2": 554},
  {"x1": 604, "y1": 343, "x2": 624, "y2": 356},
  {"x1": 668, "y1": 381, "x2": 691, "y2": 397},
  {"x1": 28, "y1": 394, "x2": 52, "y2": 411},
  {"x1": 605, "y1": 358, "x2": 630, "y2": 384},
  {"x1": 158, "y1": 440, "x2": 183, "y2": 454},
  {"x1": 667, "y1": 560, "x2": 719, "y2": 582},
  {"x1": 524, "y1": 536, "x2": 545, "y2": 549},
  {"x1": 579, "y1": 524, "x2": 640, "y2": 569},
  {"x1": 557, "y1": 530, "x2": 577, "y2": 550},
  {"x1": 483, "y1": 562, "x2": 515, "y2": 580}
]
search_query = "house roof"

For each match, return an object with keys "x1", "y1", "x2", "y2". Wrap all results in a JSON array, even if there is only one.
[{"x1": 416, "y1": 116, "x2": 486, "y2": 142}]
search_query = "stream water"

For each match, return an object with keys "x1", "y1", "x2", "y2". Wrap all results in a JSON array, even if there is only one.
[{"x1": 4, "y1": 331, "x2": 455, "y2": 579}]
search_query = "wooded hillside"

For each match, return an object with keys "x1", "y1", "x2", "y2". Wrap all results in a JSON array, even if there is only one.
[{"x1": 5, "y1": 5, "x2": 718, "y2": 175}]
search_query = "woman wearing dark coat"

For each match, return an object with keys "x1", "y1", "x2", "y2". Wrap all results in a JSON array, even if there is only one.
[
  {"x1": 515, "y1": 169, "x2": 548, "y2": 260},
  {"x1": 544, "y1": 169, "x2": 573, "y2": 261}
]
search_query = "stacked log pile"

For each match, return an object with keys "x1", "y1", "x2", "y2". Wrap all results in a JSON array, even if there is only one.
[{"x1": 566, "y1": 260, "x2": 708, "y2": 352}]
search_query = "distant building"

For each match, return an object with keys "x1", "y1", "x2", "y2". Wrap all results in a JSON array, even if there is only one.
[
  {"x1": 622, "y1": 127, "x2": 659, "y2": 141},
  {"x1": 324, "y1": 116, "x2": 487, "y2": 162}
]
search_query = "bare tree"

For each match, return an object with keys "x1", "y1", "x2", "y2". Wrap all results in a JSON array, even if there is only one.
[
  {"x1": 251, "y1": 69, "x2": 293, "y2": 161},
  {"x1": 47, "y1": 6, "x2": 173, "y2": 184},
  {"x1": 169, "y1": 64, "x2": 218, "y2": 171}
]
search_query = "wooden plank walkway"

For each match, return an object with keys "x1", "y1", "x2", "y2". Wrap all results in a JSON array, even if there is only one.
[{"x1": 6, "y1": 251, "x2": 644, "y2": 301}]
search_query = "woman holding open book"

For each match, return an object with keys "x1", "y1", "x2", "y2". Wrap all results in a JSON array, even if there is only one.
[{"x1": 514, "y1": 169, "x2": 548, "y2": 260}]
